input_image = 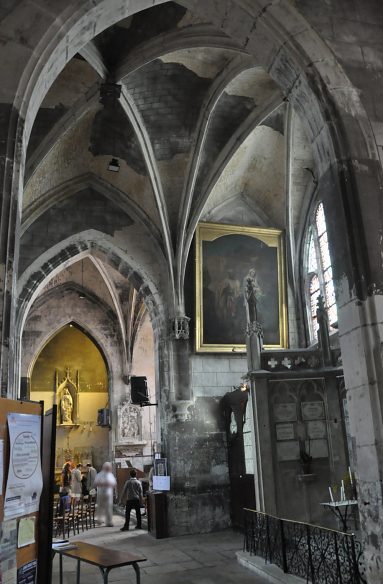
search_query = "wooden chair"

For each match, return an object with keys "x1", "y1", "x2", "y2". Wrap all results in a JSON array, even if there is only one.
[
  {"x1": 53, "y1": 497, "x2": 70, "y2": 539},
  {"x1": 67, "y1": 497, "x2": 81, "y2": 536},
  {"x1": 85, "y1": 494, "x2": 96, "y2": 529}
]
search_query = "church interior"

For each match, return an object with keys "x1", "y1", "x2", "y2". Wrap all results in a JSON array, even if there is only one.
[{"x1": 1, "y1": 1, "x2": 383, "y2": 583}]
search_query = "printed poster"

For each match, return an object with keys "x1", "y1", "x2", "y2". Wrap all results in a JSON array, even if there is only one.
[
  {"x1": 0, "y1": 520, "x2": 17, "y2": 584},
  {"x1": 17, "y1": 518, "x2": 35, "y2": 548},
  {"x1": 17, "y1": 560, "x2": 37, "y2": 584},
  {"x1": 4, "y1": 414, "x2": 43, "y2": 519},
  {"x1": 0, "y1": 439, "x2": 4, "y2": 496}
]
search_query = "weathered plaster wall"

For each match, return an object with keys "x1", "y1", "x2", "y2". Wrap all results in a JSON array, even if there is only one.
[
  {"x1": 166, "y1": 397, "x2": 231, "y2": 536},
  {"x1": 165, "y1": 353, "x2": 248, "y2": 535}
]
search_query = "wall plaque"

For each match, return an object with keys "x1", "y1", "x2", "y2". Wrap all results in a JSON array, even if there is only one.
[
  {"x1": 276, "y1": 440, "x2": 300, "y2": 461},
  {"x1": 273, "y1": 403, "x2": 297, "y2": 422},
  {"x1": 305, "y1": 438, "x2": 328, "y2": 458},
  {"x1": 276, "y1": 423, "x2": 295, "y2": 441},
  {"x1": 307, "y1": 420, "x2": 326, "y2": 439},
  {"x1": 301, "y1": 401, "x2": 325, "y2": 421}
]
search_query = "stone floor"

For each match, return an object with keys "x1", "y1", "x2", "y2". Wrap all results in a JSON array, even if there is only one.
[{"x1": 52, "y1": 512, "x2": 268, "y2": 583}]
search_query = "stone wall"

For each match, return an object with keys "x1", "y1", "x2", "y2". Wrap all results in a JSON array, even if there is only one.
[{"x1": 166, "y1": 399, "x2": 231, "y2": 536}]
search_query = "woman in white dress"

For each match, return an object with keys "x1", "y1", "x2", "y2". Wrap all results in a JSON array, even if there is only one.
[{"x1": 93, "y1": 462, "x2": 117, "y2": 527}]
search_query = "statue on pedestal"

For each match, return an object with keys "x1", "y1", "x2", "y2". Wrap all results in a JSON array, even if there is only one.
[{"x1": 244, "y1": 268, "x2": 263, "y2": 371}]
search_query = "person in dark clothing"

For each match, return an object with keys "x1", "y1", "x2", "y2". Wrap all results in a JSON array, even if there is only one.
[
  {"x1": 119, "y1": 469, "x2": 143, "y2": 531},
  {"x1": 61, "y1": 462, "x2": 71, "y2": 491},
  {"x1": 57, "y1": 487, "x2": 71, "y2": 515},
  {"x1": 81, "y1": 474, "x2": 89, "y2": 496}
]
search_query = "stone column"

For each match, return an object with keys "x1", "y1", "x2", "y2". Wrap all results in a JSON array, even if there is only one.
[
  {"x1": 338, "y1": 290, "x2": 383, "y2": 583},
  {"x1": 249, "y1": 373, "x2": 277, "y2": 515},
  {"x1": 0, "y1": 104, "x2": 22, "y2": 398}
]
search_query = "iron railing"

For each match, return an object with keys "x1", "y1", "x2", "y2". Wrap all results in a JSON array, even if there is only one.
[{"x1": 243, "y1": 508, "x2": 364, "y2": 583}]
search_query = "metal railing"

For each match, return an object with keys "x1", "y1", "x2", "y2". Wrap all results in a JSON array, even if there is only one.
[{"x1": 243, "y1": 508, "x2": 364, "y2": 583}]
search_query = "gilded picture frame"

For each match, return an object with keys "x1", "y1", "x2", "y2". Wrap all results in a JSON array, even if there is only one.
[{"x1": 195, "y1": 222, "x2": 287, "y2": 352}]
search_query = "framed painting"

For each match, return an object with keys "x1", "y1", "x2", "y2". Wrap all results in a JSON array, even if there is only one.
[{"x1": 195, "y1": 222, "x2": 287, "y2": 352}]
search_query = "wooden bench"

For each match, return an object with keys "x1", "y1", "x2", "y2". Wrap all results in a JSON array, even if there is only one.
[{"x1": 53, "y1": 541, "x2": 146, "y2": 584}]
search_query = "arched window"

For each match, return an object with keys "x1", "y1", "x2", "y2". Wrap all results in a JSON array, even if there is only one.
[{"x1": 304, "y1": 202, "x2": 337, "y2": 341}]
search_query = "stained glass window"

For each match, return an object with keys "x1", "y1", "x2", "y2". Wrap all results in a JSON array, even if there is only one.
[
  {"x1": 305, "y1": 202, "x2": 338, "y2": 341},
  {"x1": 308, "y1": 234, "x2": 317, "y2": 272},
  {"x1": 310, "y1": 275, "x2": 320, "y2": 337}
]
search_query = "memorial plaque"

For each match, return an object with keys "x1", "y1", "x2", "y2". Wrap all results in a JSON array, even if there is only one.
[
  {"x1": 307, "y1": 420, "x2": 326, "y2": 439},
  {"x1": 301, "y1": 401, "x2": 325, "y2": 421},
  {"x1": 305, "y1": 438, "x2": 328, "y2": 458},
  {"x1": 276, "y1": 423, "x2": 295, "y2": 441},
  {"x1": 273, "y1": 403, "x2": 297, "y2": 422},
  {"x1": 276, "y1": 440, "x2": 300, "y2": 461}
]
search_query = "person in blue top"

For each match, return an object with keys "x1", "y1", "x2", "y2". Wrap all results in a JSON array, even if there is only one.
[{"x1": 57, "y1": 487, "x2": 71, "y2": 516}]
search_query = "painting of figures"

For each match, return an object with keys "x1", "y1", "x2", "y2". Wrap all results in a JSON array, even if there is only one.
[{"x1": 195, "y1": 222, "x2": 287, "y2": 351}]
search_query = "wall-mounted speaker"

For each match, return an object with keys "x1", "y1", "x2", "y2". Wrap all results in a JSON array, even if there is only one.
[
  {"x1": 97, "y1": 408, "x2": 110, "y2": 427},
  {"x1": 131, "y1": 376, "x2": 149, "y2": 405}
]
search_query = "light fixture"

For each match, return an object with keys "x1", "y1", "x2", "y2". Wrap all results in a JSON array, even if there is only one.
[
  {"x1": 108, "y1": 157, "x2": 120, "y2": 172},
  {"x1": 240, "y1": 382, "x2": 249, "y2": 392}
]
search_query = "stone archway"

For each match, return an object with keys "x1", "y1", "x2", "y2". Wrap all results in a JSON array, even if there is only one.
[{"x1": 29, "y1": 322, "x2": 111, "y2": 470}]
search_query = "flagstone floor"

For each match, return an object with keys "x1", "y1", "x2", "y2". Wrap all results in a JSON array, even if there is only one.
[{"x1": 51, "y1": 512, "x2": 267, "y2": 583}]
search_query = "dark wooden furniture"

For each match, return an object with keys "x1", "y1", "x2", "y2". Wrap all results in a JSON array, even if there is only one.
[
  {"x1": 147, "y1": 492, "x2": 168, "y2": 539},
  {"x1": 54, "y1": 541, "x2": 146, "y2": 584}
]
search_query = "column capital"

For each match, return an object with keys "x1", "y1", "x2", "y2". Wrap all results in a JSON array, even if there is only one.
[{"x1": 170, "y1": 316, "x2": 191, "y2": 340}]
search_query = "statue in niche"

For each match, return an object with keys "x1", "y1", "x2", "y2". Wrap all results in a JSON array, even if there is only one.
[
  {"x1": 56, "y1": 367, "x2": 79, "y2": 426},
  {"x1": 60, "y1": 387, "x2": 74, "y2": 424}
]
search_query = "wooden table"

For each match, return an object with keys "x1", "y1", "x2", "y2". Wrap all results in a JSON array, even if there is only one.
[{"x1": 54, "y1": 541, "x2": 146, "y2": 584}]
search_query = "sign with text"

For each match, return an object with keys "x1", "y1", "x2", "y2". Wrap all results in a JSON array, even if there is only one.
[
  {"x1": 152, "y1": 475, "x2": 170, "y2": 491},
  {"x1": 276, "y1": 423, "x2": 295, "y2": 441},
  {"x1": 4, "y1": 414, "x2": 43, "y2": 519},
  {"x1": 301, "y1": 401, "x2": 325, "y2": 421},
  {"x1": 273, "y1": 403, "x2": 297, "y2": 423},
  {"x1": 307, "y1": 420, "x2": 327, "y2": 440}
]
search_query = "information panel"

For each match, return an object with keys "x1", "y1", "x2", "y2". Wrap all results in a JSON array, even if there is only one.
[{"x1": 4, "y1": 414, "x2": 43, "y2": 520}]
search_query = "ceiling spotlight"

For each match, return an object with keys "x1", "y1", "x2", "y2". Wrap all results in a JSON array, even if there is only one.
[
  {"x1": 108, "y1": 157, "x2": 120, "y2": 172},
  {"x1": 79, "y1": 292, "x2": 85, "y2": 299}
]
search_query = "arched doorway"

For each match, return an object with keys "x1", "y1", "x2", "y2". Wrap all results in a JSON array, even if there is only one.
[{"x1": 30, "y1": 323, "x2": 110, "y2": 479}]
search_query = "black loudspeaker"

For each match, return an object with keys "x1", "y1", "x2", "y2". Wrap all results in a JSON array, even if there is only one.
[
  {"x1": 97, "y1": 408, "x2": 110, "y2": 426},
  {"x1": 131, "y1": 376, "x2": 149, "y2": 405}
]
